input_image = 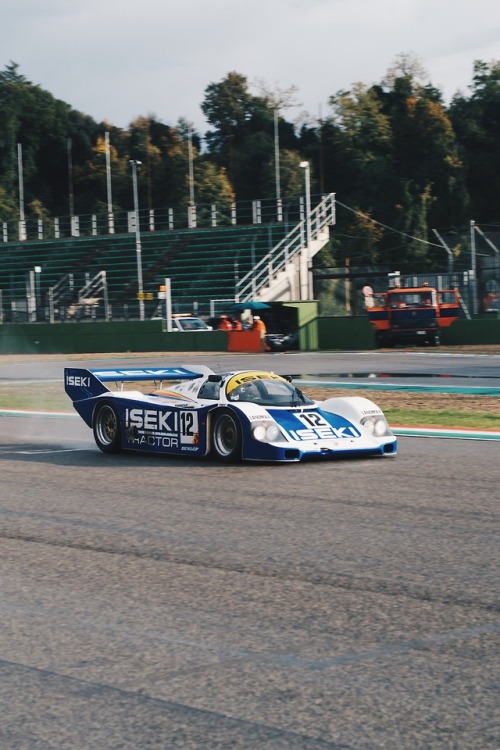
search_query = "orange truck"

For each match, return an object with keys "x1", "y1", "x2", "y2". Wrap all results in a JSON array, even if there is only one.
[{"x1": 367, "y1": 286, "x2": 462, "y2": 347}]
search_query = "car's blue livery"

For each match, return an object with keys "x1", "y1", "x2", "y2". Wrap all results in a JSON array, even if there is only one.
[{"x1": 64, "y1": 365, "x2": 397, "y2": 462}]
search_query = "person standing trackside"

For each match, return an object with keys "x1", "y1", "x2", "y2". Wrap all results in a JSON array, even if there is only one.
[
  {"x1": 362, "y1": 284, "x2": 374, "y2": 308},
  {"x1": 217, "y1": 314, "x2": 233, "y2": 331},
  {"x1": 251, "y1": 315, "x2": 267, "y2": 351}
]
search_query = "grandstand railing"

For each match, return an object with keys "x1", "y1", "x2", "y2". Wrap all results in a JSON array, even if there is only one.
[
  {"x1": 235, "y1": 193, "x2": 336, "y2": 302},
  {"x1": 48, "y1": 270, "x2": 110, "y2": 322},
  {"x1": 2, "y1": 196, "x2": 320, "y2": 244}
]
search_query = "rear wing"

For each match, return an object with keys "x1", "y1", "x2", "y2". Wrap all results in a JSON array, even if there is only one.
[
  {"x1": 64, "y1": 366, "x2": 209, "y2": 403},
  {"x1": 89, "y1": 366, "x2": 209, "y2": 383}
]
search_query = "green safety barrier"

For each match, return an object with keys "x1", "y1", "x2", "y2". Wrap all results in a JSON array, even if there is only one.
[
  {"x1": 0, "y1": 316, "x2": 498, "y2": 354},
  {"x1": 0, "y1": 321, "x2": 227, "y2": 355}
]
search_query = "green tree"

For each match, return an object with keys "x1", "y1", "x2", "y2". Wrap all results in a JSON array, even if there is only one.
[
  {"x1": 202, "y1": 71, "x2": 292, "y2": 199},
  {"x1": 449, "y1": 59, "x2": 500, "y2": 221},
  {"x1": 385, "y1": 93, "x2": 468, "y2": 231},
  {"x1": 316, "y1": 82, "x2": 395, "y2": 264},
  {"x1": 194, "y1": 158, "x2": 234, "y2": 207},
  {"x1": 325, "y1": 82, "x2": 394, "y2": 207},
  {"x1": 390, "y1": 180, "x2": 434, "y2": 269},
  {"x1": 0, "y1": 184, "x2": 17, "y2": 222},
  {"x1": 331, "y1": 207, "x2": 384, "y2": 266},
  {"x1": 74, "y1": 127, "x2": 128, "y2": 214},
  {"x1": 0, "y1": 62, "x2": 100, "y2": 217},
  {"x1": 202, "y1": 71, "x2": 254, "y2": 180},
  {"x1": 0, "y1": 62, "x2": 26, "y2": 198},
  {"x1": 314, "y1": 56, "x2": 469, "y2": 270}
]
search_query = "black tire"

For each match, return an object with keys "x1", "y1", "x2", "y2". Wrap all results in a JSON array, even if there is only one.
[
  {"x1": 430, "y1": 332, "x2": 441, "y2": 346},
  {"x1": 93, "y1": 402, "x2": 122, "y2": 453},
  {"x1": 211, "y1": 409, "x2": 242, "y2": 462}
]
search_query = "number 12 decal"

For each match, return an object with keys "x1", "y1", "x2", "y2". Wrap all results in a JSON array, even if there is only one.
[
  {"x1": 297, "y1": 412, "x2": 327, "y2": 428},
  {"x1": 180, "y1": 411, "x2": 199, "y2": 444}
]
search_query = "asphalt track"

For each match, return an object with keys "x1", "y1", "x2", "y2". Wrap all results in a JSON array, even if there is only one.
[{"x1": 0, "y1": 351, "x2": 499, "y2": 749}]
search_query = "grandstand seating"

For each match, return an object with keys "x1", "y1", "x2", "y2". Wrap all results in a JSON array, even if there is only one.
[{"x1": 0, "y1": 223, "x2": 290, "y2": 321}]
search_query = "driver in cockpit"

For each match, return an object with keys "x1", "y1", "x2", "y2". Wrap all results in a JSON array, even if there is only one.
[{"x1": 229, "y1": 381, "x2": 261, "y2": 402}]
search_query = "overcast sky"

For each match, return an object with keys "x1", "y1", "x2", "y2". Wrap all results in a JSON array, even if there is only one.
[{"x1": 3, "y1": 0, "x2": 499, "y2": 135}]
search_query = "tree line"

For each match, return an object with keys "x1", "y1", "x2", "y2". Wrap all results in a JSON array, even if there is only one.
[{"x1": 1, "y1": 55, "x2": 499, "y2": 272}]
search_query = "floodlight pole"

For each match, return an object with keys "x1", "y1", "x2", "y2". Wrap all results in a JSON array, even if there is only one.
[
  {"x1": 17, "y1": 143, "x2": 26, "y2": 240},
  {"x1": 470, "y1": 220, "x2": 477, "y2": 316},
  {"x1": 187, "y1": 125, "x2": 195, "y2": 227},
  {"x1": 432, "y1": 229, "x2": 454, "y2": 272},
  {"x1": 164, "y1": 277, "x2": 172, "y2": 332},
  {"x1": 300, "y1": 161, "x2": 312, "y2": 299},
  {"x1": 300, "y1": 160, "x2": 311, "y2": 248},
  {"x1": 274, "y1": 109, "x2": 282, "y2": 221},
  {"x1": 105, "y1": 132, "x2": 114, "y2": 233},
  {"x1": 130, "y1": 160, "x2": 145, "y2": 321},
  {"x1": 474, "y1": 224, "x2": 500, "y2": 318}
]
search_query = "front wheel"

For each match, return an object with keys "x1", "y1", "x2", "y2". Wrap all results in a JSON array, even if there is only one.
[
  {"x1": 211, "y1": 409, "x2": 242, "y2": 462},
  {"x1": 93, "y1": 402, "x2": 122, "y2": 453}
]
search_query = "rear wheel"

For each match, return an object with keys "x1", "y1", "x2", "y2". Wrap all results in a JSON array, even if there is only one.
[
  {"x1": 211, "y1": 409, "x2": 242, "y2": 462},
  {"x1": 93, "y1": 402, "x2": 121, "y2": 453}
]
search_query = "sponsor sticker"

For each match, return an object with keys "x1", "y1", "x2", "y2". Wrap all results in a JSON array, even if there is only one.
[
  {"x1": 226, "y1": 371, "x2": 286, "y2": 395},
  {"x1": 65, "y1": 375, "x2": 90, "y2": 387},
  {"x1": 286, "y1": 411, "x2": 361, "y2": 441},
  {"x1": 125, "y1": 407, "x2": 199, "y2": 445}
]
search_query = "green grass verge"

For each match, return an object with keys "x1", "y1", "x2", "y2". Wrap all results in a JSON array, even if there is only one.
[
  {"x1": 383, "y1": 408, "x2": 500, "y2": 431},
  {"x1": 0, "y1": 384, "x2": 69, "y2": 412}
]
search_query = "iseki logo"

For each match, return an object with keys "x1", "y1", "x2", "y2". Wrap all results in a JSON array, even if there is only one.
[
  {"x1": 66, "y1": 375, "x2": 90, "y2": 387},
  {"x1": 289, "y1": 412, "x2": 360, "y2": 441},
  {"x1": 125, "y1": 408, "x2": 177, "y2": 432}
]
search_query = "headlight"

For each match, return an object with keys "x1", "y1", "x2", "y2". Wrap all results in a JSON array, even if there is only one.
[
  {"x1": 252, "y1": 424, "x2": 267, "y2": 441},
  {"x1": 361, "y1": 415, "x2": 392, "y2": 437},
  {"x1": 251, "y1": 421, "x2": 285, "y2": 443}
]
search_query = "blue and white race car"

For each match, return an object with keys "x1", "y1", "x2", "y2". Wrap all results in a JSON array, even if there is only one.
[{"x1": 64, "y1": 365, "x2": 397, "y2": 462}]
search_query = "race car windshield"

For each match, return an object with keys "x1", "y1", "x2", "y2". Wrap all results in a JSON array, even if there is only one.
[{"x1": 227, "y1": 378, "x2": 313, "y2": 406}]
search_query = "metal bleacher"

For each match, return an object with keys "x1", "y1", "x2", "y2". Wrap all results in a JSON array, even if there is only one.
[
  {"x1": 0, "y1": 222, "x2": 291, "y2": 321},
  {"x1": 0, "y1": 194, "x2": 336, "y2": 322}
]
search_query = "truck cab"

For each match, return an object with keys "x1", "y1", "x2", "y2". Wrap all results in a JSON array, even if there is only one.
[{"x1": 368, "y1": 286, "x2": 462, "y2": 347}]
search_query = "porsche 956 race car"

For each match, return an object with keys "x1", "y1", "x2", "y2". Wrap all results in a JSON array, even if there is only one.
[{"x1": 64, "y1": 365, "x2": 397, "y2": 462}]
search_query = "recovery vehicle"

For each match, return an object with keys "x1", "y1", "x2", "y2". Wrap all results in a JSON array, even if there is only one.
[{"x1": 367, "y1": 285, "x2": 462, "y2": 347}]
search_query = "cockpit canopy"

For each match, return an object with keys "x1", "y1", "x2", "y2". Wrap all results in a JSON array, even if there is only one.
[{"x1": 225, "y1": 371, "x2": 313, "y2": 407}]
